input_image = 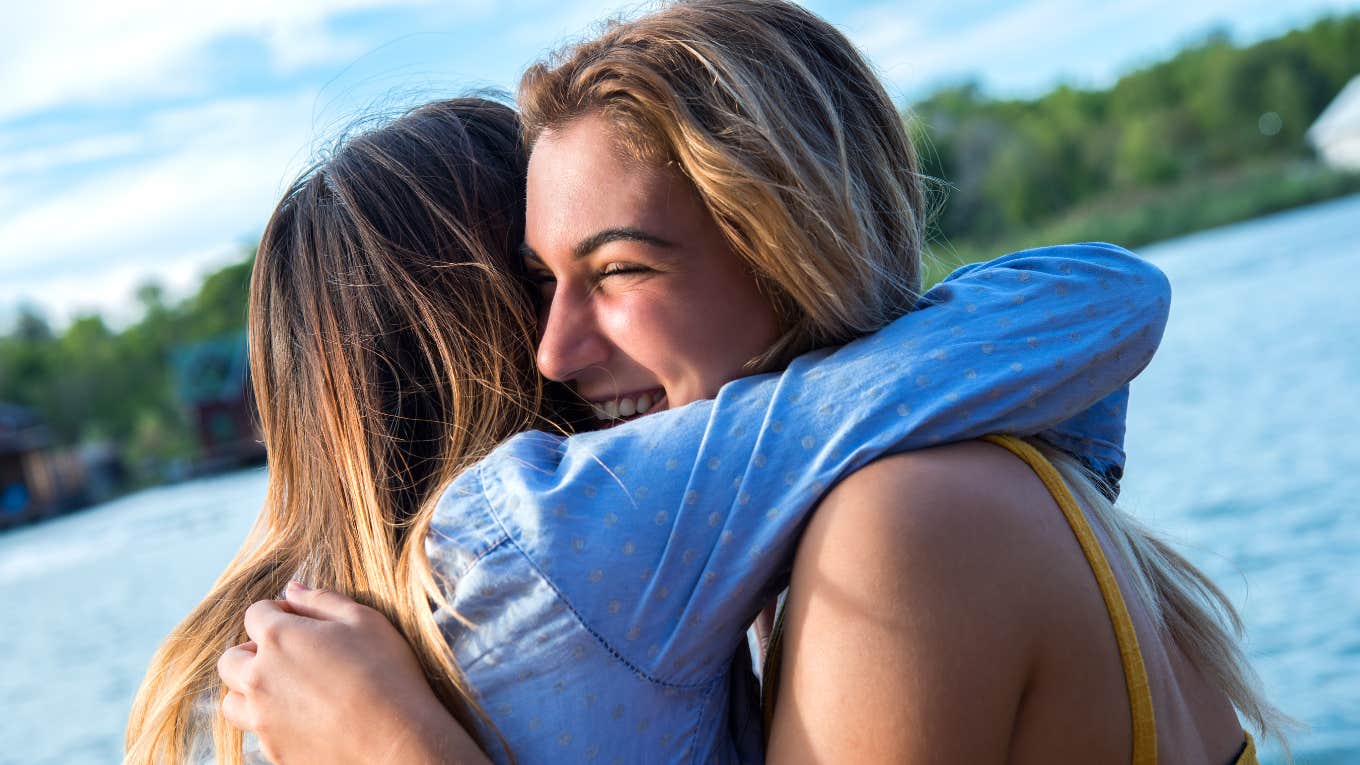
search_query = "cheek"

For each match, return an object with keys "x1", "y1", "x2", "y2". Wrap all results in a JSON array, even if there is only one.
[
  {"x1": 705, "y1": 277, "x2": 781, "y2": 357},
  {"x1": 626, "y1": 280, "x2": 778, "y2": 379},
  {"x1": 595, "y1": 291, "x2": 691, "y2": 361},
  {"x1": 697, "y1": 251, "x2": 782, "y2": 356},
  {"x1": 595, "y1": 288, "x2": 724, "y2": 385}
]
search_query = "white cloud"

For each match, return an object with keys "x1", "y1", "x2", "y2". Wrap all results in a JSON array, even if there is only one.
[
  {"x1": 842, "y1": 0, "x2": 1135, "y2": 97},
  {"x1": 503, "y1": 0, "x2": 650, "y2": 48},
  {"x1": 5, "y1": 0, "x2": 1359, "y2": 327},
  {"x1": 0, "y1": 92, "x2": 323, "y2": 323},
  {"x1": 0, "y1": 0, "x2": 439, "y2": 121},
  {"x1": 0, "y1": 246, "x2": 230, "y2": 328},
  {"x1": 0, "y1": 133, "x2": 148, "y2": 180},
  {"x1": 0, "y1": 0, "x2": 524, "y2": 323}
]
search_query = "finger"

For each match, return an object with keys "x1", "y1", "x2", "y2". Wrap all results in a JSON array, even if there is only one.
[
  {"x1": 217, "y1": 642, "x2": 257, "y2": 692},
  {"x1": 243, "y1": 598, "x2": 298, "y2": 644},
  {"x1": 282, "y1": 581, "x2": 366, "y2": 624},
  {"x1": 220, "y1": 689, "x2": 254, "y2": 732}
]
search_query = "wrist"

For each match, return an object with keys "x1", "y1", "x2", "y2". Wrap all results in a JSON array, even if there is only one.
[{"x1": 382, "y1": 696, "x2": 491, "y2": 765}]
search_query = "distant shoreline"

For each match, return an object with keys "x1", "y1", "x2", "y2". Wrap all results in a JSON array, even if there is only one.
[{"x1": 924, "y1": 160, "x2": 1360, "y2": 283}]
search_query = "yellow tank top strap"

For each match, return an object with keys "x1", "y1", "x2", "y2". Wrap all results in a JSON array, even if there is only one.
[
  {"x1": 760, "y1": 436, "x2": 1261, "y2": 764},
  {"x1": 980, "y1": 435, "x2": 1157, "y2": 765},
  {"x1": 759, "y1": 436, "x2": 1160, "y2": 762}
]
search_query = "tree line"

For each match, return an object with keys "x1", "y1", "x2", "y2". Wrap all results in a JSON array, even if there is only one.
[
  {"x1": 912, "y1": 12, "x2": 1360, "y2": 265},
  {"x1": 0, "y1": 258, "x2": 252, "y2": 481}
]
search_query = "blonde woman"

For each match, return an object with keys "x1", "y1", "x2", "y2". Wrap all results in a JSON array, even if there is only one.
[{"x1": 503, "y1": 2, "x2": 1282, "y2": 760}]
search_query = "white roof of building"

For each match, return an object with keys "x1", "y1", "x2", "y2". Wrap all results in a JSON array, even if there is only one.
[{"x1": 1309, "y1": 74, "x2": 1360, "y2": 144}]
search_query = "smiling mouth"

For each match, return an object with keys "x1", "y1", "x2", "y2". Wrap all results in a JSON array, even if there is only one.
[{"x1": 589, "y1": 389, "x2": 666, "y2": 427}]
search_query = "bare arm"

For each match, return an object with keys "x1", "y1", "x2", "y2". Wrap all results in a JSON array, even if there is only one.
[{"x1": 765, "y1": 444, "x2": 1045, "y2": 764}]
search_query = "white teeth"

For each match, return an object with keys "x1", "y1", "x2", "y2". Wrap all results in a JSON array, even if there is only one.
[{"x1": 590, "y1": 391, "x2": 662, "y2": 422}]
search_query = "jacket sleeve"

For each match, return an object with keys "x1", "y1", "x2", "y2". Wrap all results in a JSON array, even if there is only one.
[{"x1": 449, "y1": 242, "x2": 1170, "y2": 686}]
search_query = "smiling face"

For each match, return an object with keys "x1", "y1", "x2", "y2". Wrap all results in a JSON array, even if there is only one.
[{"x1": 524, "y1": 112, "x2": 781, "y2": 427}]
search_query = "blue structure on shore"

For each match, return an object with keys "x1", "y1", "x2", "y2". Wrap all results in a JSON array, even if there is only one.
[
  {"x1": 0, "y1": 403, "x2": 123, "y2": 529},
  {"x1": 0, "y1": 403, "x2": 57, "y2": 527}
]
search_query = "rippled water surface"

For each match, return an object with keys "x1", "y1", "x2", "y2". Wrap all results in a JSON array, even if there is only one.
[
  {"x1": 2, "y1": 195, "x2": 1358, "y2": 763},
  {"x1": 1123, "y1": 193, "x2": 1360, "y2": 763}
]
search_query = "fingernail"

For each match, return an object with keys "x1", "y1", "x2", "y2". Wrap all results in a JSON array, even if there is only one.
[{"x1": 287, "y1": 581, "x2": 311, "y2": 593}]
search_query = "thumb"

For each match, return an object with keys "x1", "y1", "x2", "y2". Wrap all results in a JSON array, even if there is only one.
[{"x1": 282, "y1": 581, "x2": 363, "y2": 623}]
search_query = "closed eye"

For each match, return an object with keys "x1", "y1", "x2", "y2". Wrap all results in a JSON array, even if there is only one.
[
  {"x1": 527, "y1": 268, "x2": 557, "y2": 285},
  {"x1": 599, "y1": 263, "x2": 652, "y2": 278}
]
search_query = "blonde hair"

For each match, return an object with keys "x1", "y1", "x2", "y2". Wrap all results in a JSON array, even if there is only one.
[
  {"x1": 521, "y1": 0, "x2": 1288, "y2": 748},
  {"x1": 1039, "y1": 446, "x2": 1293, "y2": 749},
  {"x1": 519, "y1": 0, "x2": 926, "y2": 368},
  {"x1": 124, "y1": 98, "x2": 545, "y2": 763}
]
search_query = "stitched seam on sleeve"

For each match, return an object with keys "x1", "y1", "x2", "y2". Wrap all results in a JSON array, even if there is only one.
[
  {"x1": 684, "y1": 671, "x2": 728, "y2": 765},
  {"x1": 447, "y1": 534, "x2": 519, "y2": 672},
  {"x1": 428, "y1": 465, "x2": 512, "y2": 577}
]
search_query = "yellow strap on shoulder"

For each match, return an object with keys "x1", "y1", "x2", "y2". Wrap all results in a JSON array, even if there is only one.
[
  {"x1": 982, "y1": 434, "x2": 1157, "y2": 765},
  {"x1": 762, "y1": 436, "x2": 1159, "y2": 764}
]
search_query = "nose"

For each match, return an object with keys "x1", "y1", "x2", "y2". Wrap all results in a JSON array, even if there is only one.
[{"x1": 535, "y1": 287, "x2": 610, "y2": 383}]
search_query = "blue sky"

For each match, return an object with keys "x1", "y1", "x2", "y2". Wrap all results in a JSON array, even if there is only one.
[{"x1": 3, "y1": 0, "x2": 1358, "y2": 326}]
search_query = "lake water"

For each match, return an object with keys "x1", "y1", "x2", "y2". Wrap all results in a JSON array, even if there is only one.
[{"x1": 2, "y1": 195, "x2": 1358, "y2": 763}]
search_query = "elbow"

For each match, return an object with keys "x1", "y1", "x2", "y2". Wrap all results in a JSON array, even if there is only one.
[
  {"x1": 1126, "y1": 248, "x2": 1172, "y2": 351},
  {"x1": 1115, "y1": 243, "x2": 1171, "y2": 325},
  {"x1": 1081, "y1": 242, "x2": 1172, "y2": 347}
]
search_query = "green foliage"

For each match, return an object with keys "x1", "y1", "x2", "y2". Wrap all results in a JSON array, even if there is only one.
[
  {"x1": 0, "y1": 248, "x2": 255, "y2": 483},
  {"x1": 924, "y1": 160, "x2": 1360, "y2": 286},
  {"x1": 912, "y1": 12, "x2": 1360, "y2": 256}
]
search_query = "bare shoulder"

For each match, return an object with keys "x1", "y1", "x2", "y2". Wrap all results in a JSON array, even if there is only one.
[
  {"x1": 792, "y1": 439, "x2": 1057, "y2": 640},
  {"x1": 808, "y1": 440, "x2": 1064, "y2": 578},
  {"x1": 768, "y1": 440, "x2": 1060, "y2": 762}
]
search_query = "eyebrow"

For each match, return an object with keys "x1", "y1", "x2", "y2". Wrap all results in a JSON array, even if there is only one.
[
  {"x1": 571, "y1": 227, "x2": 674, "y2": 259},
  {"x1": 519, "y1": 227, "x2": 675, "y2": 265}
]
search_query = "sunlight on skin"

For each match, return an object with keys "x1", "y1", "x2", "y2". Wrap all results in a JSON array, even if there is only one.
[{"x1": 523, "y1": 111, "x2": 782, "y2": 429}]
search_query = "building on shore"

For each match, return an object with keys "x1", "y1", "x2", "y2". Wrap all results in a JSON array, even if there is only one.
[
  {"x1": 0, "y1": 403, "x2": 53, "y2": 525},
  {"x1": 0, "y1": 403, "x2": 94, "y2": 528},
  {"x1": 172, "y1": 331, "x2": 264, "y2": 473},
  {"x1": 1, "y1": 404, "x2": 126, "y2": 530},
  {"x1": 1308, "y1": 75, "x2": 1360, "y2": 170}
]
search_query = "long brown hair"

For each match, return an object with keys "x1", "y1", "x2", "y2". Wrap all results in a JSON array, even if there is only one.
[
  {"x1": 125, "y1": 97, "x2": 545, "y2": 763},
  {"x1": 518, "y1": 0, "x2": 1288, "y2": 747}
]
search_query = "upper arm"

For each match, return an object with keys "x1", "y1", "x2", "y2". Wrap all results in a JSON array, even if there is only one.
[{"x1": 765, "y1": 445, "x2": 1041, "y2": 764}]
